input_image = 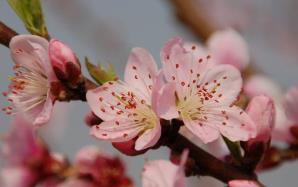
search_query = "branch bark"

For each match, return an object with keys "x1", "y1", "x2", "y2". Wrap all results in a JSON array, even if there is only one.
[
  {"x1": 0, "y1": 21, "x2": 18, "y2": 47},
  {"x1": 169, "y1": 0, "x2": 216, "y2": 41}
]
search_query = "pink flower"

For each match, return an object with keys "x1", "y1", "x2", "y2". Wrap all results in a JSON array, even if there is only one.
[
  {"x1": 243, "y1": 75, "x2": 282, "y2": 100},
  {"x1": 244, "y1": 75, "x2": 297, "y2": 143},
  {"x1": 0, "y1": 166, "x2": 36, "y2": 187},
  {"x1": 142, "y1": 150, "x2": 188, "y2": 187},
  {"x1": 161, "y1": 37, "x2": 256, "y2": 143},
  {"x1": 49, "y1": 39, "x2": 81, "y2": 82},
  {"x1": 2, "y1": 35, "x2": 58, "y2": 126},
  {"x1": 228, "y1": 180, "x2": 260, "y2": 187},
  {"x1": 87, "y1": 48, "x2": 170, "y2": 150},
  {"x1": 1, "y1": 115, "x2": 46, "y2": 166},
  {"x1": 74, "y1": 146, "x2": 133, "y2": 187},
  {"x1": 207, "y1": 29, "x2": 250, "y2": 70},
  {"x1": 283, "y1": 86, "x2": 298, "y2": 122},
  {"x1": 245, "y1": 95, "x2": 275, "y2": 144}
]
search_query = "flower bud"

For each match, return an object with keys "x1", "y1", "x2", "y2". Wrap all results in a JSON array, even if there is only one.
[
  {"x1": 49, "y1": 39, "x2": 81, "y2": 82},
  {"x1": 241, "y1": 95, "x2": 275, "y2": 170},
  {"x1": 246, "y1": 95, "x2": 275, "y2": 145}
]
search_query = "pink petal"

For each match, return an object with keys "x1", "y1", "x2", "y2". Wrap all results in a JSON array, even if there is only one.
[
  {"x1": 272, "y1": 105, "x2": 296, "y2": 142},
  {"x1": 228, "y1": 180, "x2": 259, "y2": 187},
  {"x1": 183, "y1": 119, "x2": 220, "y2": 143},
  {"x1": 2, "y1": 115, "x2": 45, "y2": 165},
  {"x1": 200, "y1": 64, "x2": 242, "y2": 107},
  {"x1": 151, "y1": 72, "x2": 179, "y2": 120},
  {"x1": 9, "y1": 35, "x2": 57, "y2": 82},
  {"x1": 142, "y1": 160, "x2": 180, "y2": 187},
  {"x1": 86, "y1": 81, "x2": 146, "y2": 121},
  {"x1": 160, "y1": 37, "x2": 193, "y2": 99},
  {"x1": 33, "y1": 93, "x2": 54, "y2": 126},
  {"x1": 124, "y1": 47, "x2": 158, "y2": 100},
  {"x1": 246, "y1": 95, "x2": 275, "y2": 144},
  {"x1": 0, "y1": 167, "x2": 36, "y2": 187},
  {"x1": 161, "y1": 37, "x2": 215, "y2": 100},
  {"x1": 207, "y1": 29, "x2": 250, "y2": 70},
  {"x1": 284, "y1": 86, "x2": 298, "y2": 122},
  {"x1": 90, "y1": 119, "x2": 142, "y2": 143},
  {"x1": 135, "y1": 121, "x2": 161, "y2": 150},
  {"x1": 206, "y1": 106, "x2": 256, "y2": 142}
]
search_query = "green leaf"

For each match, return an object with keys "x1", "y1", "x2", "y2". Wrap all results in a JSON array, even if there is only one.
[
  {"x1": 223, "y1": 136, "x2": 243, "y2": 163},
  {"x1": 7, "y1": 0, "x2": 49, "y2": 38},
  {"x1": 85, "y1": 57, "x2": 117, "y2": 85}
]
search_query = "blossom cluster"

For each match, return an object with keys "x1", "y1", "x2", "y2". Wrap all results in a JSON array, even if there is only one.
[{"x1": 1, "y1": 27, "x2": 297, "y2": 187}]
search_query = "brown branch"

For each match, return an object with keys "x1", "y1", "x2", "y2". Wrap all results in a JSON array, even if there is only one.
[
  {"x1": 156, "y1": 121, "x2": 262, "y2": 185},
  {"x1": 0, "y1": 21, "x2": 18, "y2": 47},
  {"x1": 169, "y1": 0, "x2": 216, "y2": 42}
]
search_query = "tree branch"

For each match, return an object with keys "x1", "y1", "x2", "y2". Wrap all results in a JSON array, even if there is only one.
[
  {"x1": 0, "y1": 21, "x2": 18, "y2": 47},
  {"x1": 169, "y1": 0, "x2": 216, "y2": 41}
]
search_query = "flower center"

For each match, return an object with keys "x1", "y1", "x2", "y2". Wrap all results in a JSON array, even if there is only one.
[{"x1": 2, "y1": 64, "x2": 49, "y2": 115}]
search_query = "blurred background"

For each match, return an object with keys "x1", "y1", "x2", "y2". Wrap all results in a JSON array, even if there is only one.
[{"x1": 0, "y1": 0, "x2": 298, "y2": 186}]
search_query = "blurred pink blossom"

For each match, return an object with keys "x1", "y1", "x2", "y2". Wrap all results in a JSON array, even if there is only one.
[
  {"x1": 283, "y1": 86, "x2": 298, "y2": 122},
  {"x1": 1, "y1": 115, "x2": 47, "y2": 165},
  {"x1": 57, "y1": 178, "x2": 96, "y2": 187},
  {"x1": 142, "y1": 150, "x2": 188, "y2": 187},
  {"x1": 2, "y1": 35, "x2": 58, "y2": 126},
  {"x1": 228, "y1": 180, "x2": 259, "y2": 187},
  {"x1": 161, "y1": 37, "x2": 256, "y2": 143},
  {"x1": 244, "y1": 75, "x2": 298, "y2": 143},
  {"x1": 207, "y1": 29, "x2": 250, "y2": 70},
  {"x1": 74, "y1": 146, "x2": 133, "y2": 187},
  {"x1": 87, "y1": 47, "x2": 171, "y2": 151},
  {"x1": 0, "y1": 167, "x2": 36, "y2": 187}
]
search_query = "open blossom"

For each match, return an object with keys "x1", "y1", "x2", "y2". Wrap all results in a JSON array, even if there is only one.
[
  {"x1": 2, "y1": 35, "x2": 58, "y2": 126},
  {"x1": 161, "y1": 37, "x2": 256, "y2": 143},
  {"x1": 142, "y1": 150, "x2": 188, "y2": 187},
  {"x1": 87, "y1": 47, "x2": 171, "y2": 150},
  {"x1": 207, "y1": 29, "x2": 250, "y2": 70}
]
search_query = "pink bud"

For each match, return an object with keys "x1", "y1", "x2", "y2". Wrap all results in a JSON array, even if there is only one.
[
  {"x1": 49, "y1": 39, "x2": 81, "y2": 81},
  {"x1": 246, "y1": 95, "x2": 275, "y2": 144}
]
